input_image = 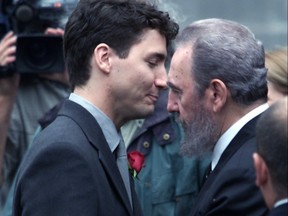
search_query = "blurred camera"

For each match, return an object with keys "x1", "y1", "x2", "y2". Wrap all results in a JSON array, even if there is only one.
[
  {"x1": 16, "y1": 34, "x2": 64, "y2": 74},
  {"x1": 0, "y1": 0, "x2": 77, "y2": 76}
]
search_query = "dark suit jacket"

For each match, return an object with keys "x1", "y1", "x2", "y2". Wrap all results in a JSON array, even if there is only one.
[
  {"x1": 13, "y1": 100, "x2": 143, "y2": 216},
  {"x1": 190, "y1": 115, "x2": 269, "y2": 216},
  {"x1": 269, "y1": 203, "x2": 288, "y2": 216}
]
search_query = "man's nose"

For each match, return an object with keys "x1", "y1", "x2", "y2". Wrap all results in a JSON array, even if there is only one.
[
  {"x1": 155, "y1": 66, "x2": 168, "y2": 89},
  {"x1": 167, "y1": 91, "x2": 179, "y2": 113}
]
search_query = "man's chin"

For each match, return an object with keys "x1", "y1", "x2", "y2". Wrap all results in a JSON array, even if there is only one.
[
  {"x1": 178, "y1": 122, "x2": 217, "y2": 157},
  {"x1": 174, "y1": 103, "x2": 218, "y2": 157},
  {"x1": 179, "y1": 140, "x2": 213, "y2": 157},
  {"x1": 136, "y1": 105, "x2": 155, "y2": 118}
]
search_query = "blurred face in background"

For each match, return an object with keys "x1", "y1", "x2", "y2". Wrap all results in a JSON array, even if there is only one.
[
  {"x1": 265, "y1": 48, "x2": 288, "y2": 105},
  {"x1": 267, "y1": 81, "x2": 286, "y2": 105}
]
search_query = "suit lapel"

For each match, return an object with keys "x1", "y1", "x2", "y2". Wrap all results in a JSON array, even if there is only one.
[
  {"x1": 269, "y1": 203, "x2": 288, "y2": 216},
  {"x1": 213, "y1": 115, "x2": 259, "y2": 174},
  {"x1": 58, "y1": 100, "x2": 133, "y2": 215},
  {"x1": 129, "y1": 175, "x2": 143, "y2": 215}
]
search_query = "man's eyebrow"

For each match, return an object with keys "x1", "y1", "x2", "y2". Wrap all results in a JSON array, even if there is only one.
[
  {"x1": 167, "y1": 81, "x2": 182, "y2": 92},
  {"x1": 148, "y1": 52, "x2": 166, "y2": 61}
]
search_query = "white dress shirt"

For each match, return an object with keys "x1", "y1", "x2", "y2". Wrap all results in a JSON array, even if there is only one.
[{"x1": 274, "y1": 198, "x2": 288, "y2": 208}]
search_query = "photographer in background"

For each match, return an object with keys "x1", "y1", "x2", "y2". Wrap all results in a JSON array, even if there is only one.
[{"x1": 0, "y1": 0, "x2": 75, "y2": 213}]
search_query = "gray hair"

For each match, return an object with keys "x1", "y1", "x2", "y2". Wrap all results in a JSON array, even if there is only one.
[{"x1": 176, "y1": 18, "x2": 268, "y2": 105}]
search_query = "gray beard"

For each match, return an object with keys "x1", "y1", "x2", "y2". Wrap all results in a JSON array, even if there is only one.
[{"x1": 178, "y1": 106, "x2": 219, "y2": 157}]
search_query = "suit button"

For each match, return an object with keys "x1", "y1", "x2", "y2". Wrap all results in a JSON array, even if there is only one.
[
  {"x1": 143, "y1": 141, "x2": 150, "y2": 148},
  {"x1": 163, "y1": 133, "x2": 170, "y2": 141}
]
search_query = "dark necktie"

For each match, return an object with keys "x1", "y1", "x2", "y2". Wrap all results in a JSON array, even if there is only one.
[
  {"x1": 201, "y1": 163, "x2": 212, "y2": 187},
  {"x1": 116, "y1": 137, "x2": 133, "y2": 208}
]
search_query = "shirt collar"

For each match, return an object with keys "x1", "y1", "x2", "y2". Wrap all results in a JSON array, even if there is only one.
[
  {"x1": 274, "y1": 198, "x2": 288, "y2": 208},
  {"x1": 211, "y1": 103, "x2": 269, "y2": 170},
  {"x1": 69, "y1": 93, "x2": 120, "y2": 153}
]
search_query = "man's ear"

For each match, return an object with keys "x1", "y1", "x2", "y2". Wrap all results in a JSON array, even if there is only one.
[
  {"x1": 207, "y1": 79, "x2": 227, "y2": 113},
  {"x1": 253, "y1": 153, "x2": 269, "y2": 187},
  {"x1": 93, "y1": 43, "x2": 112, "y2": 74}
]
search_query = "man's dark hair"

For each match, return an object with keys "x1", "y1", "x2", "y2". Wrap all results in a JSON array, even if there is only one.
[
  {"x1": 64, "y1": 0, "x2": 179, "y2": 90},
  {"x1": 256, "y1": 97, "x2": 288, "y2": 198}
]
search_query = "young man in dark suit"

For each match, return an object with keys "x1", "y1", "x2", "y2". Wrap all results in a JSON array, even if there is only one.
[
  {"x1": 254, "y1": 96, "x2": 288, "y2": 216},
  {"x1": 167, "y1": 18, "x2": 269, "y2": 215},
  {"x1": 12, "y1": 1, "x2": 178, "y2": 215}
]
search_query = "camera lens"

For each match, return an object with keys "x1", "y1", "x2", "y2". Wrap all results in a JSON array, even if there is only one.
[
  {"x1": 16, "y1": 35, "x2": 64, "y2": 74},
  {"x1": 14, "y1": 4, "x2": 34, "y2": 23},
  {"x1": 25, "y1": 41, "x2": 55, "y2": 70}
]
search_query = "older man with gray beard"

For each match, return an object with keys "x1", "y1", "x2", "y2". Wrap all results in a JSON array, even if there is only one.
[{"x1": 167, "y1": 18, "x2": 269, "y2": 216}]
